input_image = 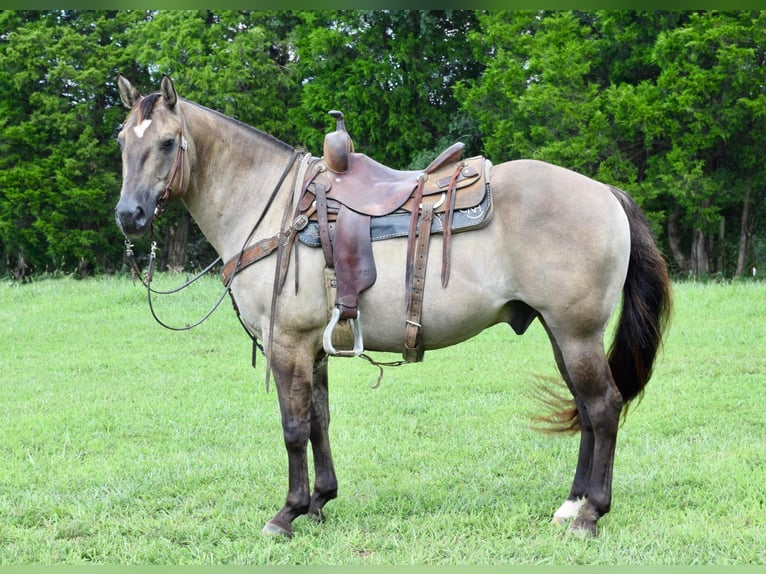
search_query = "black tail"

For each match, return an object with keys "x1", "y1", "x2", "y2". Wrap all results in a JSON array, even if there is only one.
[{"x1": 607, "y1": 186, "x2": 673, "y2": 409}]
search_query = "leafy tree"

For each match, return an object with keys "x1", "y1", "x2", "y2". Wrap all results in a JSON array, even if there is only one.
[
  {"x1": 638, "y1": 11, "x2": 766, "y2": 276},
  {"x1": 292, "y1": 10, "x2": 483, "y2": 169},
  {"x1": 0, "y1": 10, "x2": 145, "y2": 277},
  {"x1": 456, "y1": 10, "x2": 765, "y2": 277}
]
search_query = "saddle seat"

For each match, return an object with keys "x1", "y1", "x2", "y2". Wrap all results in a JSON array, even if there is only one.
[{"x1": 299, "y1": 147, "x2": 483, "y2": 219}]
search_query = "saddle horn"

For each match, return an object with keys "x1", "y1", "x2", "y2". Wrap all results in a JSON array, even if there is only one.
[{"x1": 323, "y1": 110, "x2": 354, "y2": 174}]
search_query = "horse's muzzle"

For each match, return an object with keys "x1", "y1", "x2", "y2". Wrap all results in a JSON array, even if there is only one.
[{"x1": 115, "y1": 196, "x2": 154, "y2": 237}]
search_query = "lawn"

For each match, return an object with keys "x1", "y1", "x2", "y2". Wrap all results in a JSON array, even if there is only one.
[{"x1": 0, "y1": 275, "x2": 764, "y2": 564}]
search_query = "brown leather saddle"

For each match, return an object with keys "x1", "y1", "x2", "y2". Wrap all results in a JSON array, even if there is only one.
[{"x1": 293, "y1": 111, "x2": 493, "y2": 361}]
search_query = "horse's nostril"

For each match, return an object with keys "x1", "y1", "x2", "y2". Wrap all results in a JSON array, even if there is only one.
[{"x1": 116, "y1": 201, "x2": 150, "y2": 236}]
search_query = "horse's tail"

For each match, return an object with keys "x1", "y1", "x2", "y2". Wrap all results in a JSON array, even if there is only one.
[
  {"x1": 533, "y1": 186, "x2": 672, "y2": 434},
  {"x1": 606, "y1": 186, "x2": 673, "y2": 410}
]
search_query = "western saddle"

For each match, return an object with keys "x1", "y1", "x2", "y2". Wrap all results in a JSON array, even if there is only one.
[
  {"x1": 302, "y1": 111, "x2": 492, "y2": 361},
  {"x1": 222, "y1": 111, "x2": 492, "y2": 363}
]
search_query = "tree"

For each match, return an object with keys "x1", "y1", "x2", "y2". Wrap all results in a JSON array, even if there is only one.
[
  {"x1": 640, "y1": 11, "x2": 766, "y2": 276},
  {"x1": 0, "y1": 10, "x2": 146, "y2": 277},
  {"x1": 292, "y1": 10, "x2": 483, "y2": 169},
  {"x1": 458, "y1": 12, "x2": 605, "y2": 171},
  {"x1": 456, "y1": 10, "x2": 765, "y2": 277}
]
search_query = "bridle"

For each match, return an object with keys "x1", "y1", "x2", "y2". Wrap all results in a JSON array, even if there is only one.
[
  {"x1": 154, "y1": 127, "x2": 188, "y2": 219},
  {"x1": 124, "y1": 139, "x2": 301, "y2": 332}
]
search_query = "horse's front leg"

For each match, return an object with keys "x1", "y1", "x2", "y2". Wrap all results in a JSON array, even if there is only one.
[
  {"x1": 308, "y1": 355, "x2": 338, "y2": 522},
  {"x1": 263, "y1": 350, "x2": 315, "y2": 538}
]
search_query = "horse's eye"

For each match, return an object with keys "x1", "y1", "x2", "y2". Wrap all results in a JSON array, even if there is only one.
[{"x1": 160, "y1": 139, "x2": 175, "y2": 153}]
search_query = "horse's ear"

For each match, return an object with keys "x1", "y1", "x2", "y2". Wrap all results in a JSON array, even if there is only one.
[
  {"x1": 160, "y1": 75, "x2": 177, "y2": 109},
  {"x1": 117, "y1": 74, "x2": 141, "y2": 109}
]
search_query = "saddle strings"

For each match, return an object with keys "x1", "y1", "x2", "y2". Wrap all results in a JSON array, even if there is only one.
[{"x1": 358, "y1": 353, "x2": 409, "y2": 388}]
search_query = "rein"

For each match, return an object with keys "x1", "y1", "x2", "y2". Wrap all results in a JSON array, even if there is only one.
[{"x1": 125, "y1": 148, "x2": 301, "y2": 332}]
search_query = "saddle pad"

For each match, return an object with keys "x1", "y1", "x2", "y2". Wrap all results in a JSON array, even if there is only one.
[{"x1": 298, "y1": 182, "x2": 493, "y2": 247}]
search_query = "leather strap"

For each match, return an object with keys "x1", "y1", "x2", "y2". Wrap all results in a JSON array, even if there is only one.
[
  {"x1": 154, "y1": 128, "x2": 188, "y2": 218},
  {"x1": 313, "y1": 175, "x2": 334, "y2": 268},
  {"x1": 441, "y1": 162, "x2": 464, "y2": 287},
  {"x1": 403, "y1": 202, "x2": 434, "y2": 362},
  {"x1": 278, "y1": 153, "x2": 318, "y2": 295},
  {"x1": 220, "y1": 235, "x2": 281, "y2": 285},
  {"x1": 405, "y1": 175, "x2": 427, "y2": 294}
]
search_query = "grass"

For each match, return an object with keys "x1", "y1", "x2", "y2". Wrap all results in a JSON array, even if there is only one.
[{"x1": 0, "y1": 274, "x2": 764, "y2": 564}]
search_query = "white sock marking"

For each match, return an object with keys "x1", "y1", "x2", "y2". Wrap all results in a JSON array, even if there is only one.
[{"x1": 551, "y1": 496, "x2": 587, "y2": 524}]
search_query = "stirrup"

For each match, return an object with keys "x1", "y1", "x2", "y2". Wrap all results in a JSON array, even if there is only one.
[{"x1": 323, "y1": 307, "x2": 364, "y2": 357}]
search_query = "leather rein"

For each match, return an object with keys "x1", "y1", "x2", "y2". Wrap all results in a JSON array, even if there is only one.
[
  {"x1": 125, "y1": 128, "x2": 302, "y2": 332},
  {"x1": 125, "y1": 135, "x2": 406, "y2": 388}
]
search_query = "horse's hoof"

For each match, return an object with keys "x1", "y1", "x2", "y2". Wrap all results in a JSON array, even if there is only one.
[
  {"x1": 308, "y1": 506, "x2": 326, "y2": 523},
  {"x1": 551, "y1": 497, "x2": 587, "y2": 525},
  {"x1": 569, "y1": 518, "x2": 598, "y2": 538},
  {"x1": 263, "y1": 520, "x2": 292, "y2": 539}
]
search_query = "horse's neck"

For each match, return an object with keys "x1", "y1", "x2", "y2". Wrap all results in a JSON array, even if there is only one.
[{"x1": 181, "y1": 101, "x2": 298, "y2": 260}]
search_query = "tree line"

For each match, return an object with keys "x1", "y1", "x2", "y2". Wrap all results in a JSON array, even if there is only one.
[{"x1": 1, "y1": 10, "x2": 764, "y2": 280}]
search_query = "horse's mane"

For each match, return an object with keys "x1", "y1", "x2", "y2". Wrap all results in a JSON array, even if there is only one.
[
  {"x1": 126, "y1": 91, "x2": 296, "y2": 155},
  {"x1": 181, "y1": 98, "x2": 295, "y2": 154}
]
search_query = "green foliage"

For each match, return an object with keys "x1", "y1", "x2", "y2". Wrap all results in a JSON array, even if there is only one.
[
  {"x1": 460, "y1": 13, "x2": 589, "y2": 164},
  {"x1": 292, "y1": 11, "x2": 483, "y2": 168},
  {"x1": 457, "y1": 10, "x2": 766, "y2": 275},
  {"x1": 0, "y1": 10, "x2": 764, "y2": 279},
  {"x1": 646, "y1": 12, "x2": 766, "y2": 230},
  {"x1": 0, "y1": 11, "x2": 145, "y2": 276}
]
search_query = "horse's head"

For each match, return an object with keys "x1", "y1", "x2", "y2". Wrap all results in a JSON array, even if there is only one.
[{"x1": 115, "y1": 75, "x2": 190, "y2": 237}]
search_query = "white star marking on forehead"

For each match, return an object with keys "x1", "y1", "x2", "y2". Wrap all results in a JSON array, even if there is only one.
[{"x1": 133, "y1": 119, "x2": 153, "y2": 138}]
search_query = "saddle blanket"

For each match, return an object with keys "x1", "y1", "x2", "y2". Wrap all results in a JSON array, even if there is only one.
[{"x1": 298, "y1": 182, "x2": 493, "y2": 247}]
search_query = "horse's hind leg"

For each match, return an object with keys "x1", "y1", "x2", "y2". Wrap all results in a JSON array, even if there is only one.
[
  {"x1": 543, "y1": 329, "x2": 593, "y2": 522},
  {"x1": 551, "y1": 395, "x2": 595, "y2": 524},
  {"x1": 307, "y1": 356, "x2": 338, "y2": 521},
  {"x1": 541, "y1": 321, "x2": 623, "y2": 537}
]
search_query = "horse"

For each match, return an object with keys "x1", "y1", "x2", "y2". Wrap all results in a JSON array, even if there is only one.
[{"x1": 114, "y1": 75, "x2": 672, "y2": 538}]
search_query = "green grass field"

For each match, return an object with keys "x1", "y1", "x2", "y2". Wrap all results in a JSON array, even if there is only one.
[{"x1": 1, "y1": 275, "x2": 764, "y2": 564}]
